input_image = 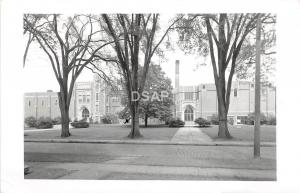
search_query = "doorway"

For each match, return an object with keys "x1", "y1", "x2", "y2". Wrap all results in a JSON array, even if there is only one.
[{"x1": 184, "y1": 105, "x2": 194, "y2": 121}]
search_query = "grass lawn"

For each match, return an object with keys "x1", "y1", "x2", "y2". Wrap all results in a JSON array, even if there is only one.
[
  {"x1": 200, "y1": 125, "x2": 276, "y2": 142},
  {"x1": 24, "y1": 123, "x2": 276, "y2": 142},
  {"x1": 24, "y1": 124, "x2": 180, "y2": 141}
]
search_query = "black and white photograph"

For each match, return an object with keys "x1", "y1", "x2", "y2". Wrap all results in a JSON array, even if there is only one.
[
  {"x1": 22, "y1": 13, "x2": 277, "y2": 181},
  {"x1": 1, "y1": 0, "x2": 300, "y2": 192}
]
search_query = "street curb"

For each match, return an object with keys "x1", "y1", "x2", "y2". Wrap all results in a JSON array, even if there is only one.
[{"x1": 24, "y1": 138, "x2": 276, "y2": 147}]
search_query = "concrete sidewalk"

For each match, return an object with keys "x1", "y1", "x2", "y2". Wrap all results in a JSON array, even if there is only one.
[
  {"x1": 24, "y1": 138, "x2": 275, "y2": 147},
  {"x1": 171, "y1": 127, "x2": 213, "y2": 144},
  {"x1": 24, "y1": 141, "x2": 276, "y2": 180},
  {"x1": 25, "y1": 161, "x2": 276, "y2": 180},
  {"x1": 24, "y1": 124, "x2": 73, "y2": 132}
]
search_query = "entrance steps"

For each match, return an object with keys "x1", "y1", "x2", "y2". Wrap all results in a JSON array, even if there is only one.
[{"x1": 184, "y1": 121, "x2": 197, "y2": 127}]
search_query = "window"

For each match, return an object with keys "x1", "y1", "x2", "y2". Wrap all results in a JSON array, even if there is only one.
[
  {"x1": 112, "y1": 97, "x2": 119, "y2": 103},
  {"x1": 237, "y1": 116, "x2": 248, "y2": 124},
  {"x1": 196, "y1": 92, "x2": 199, "y2": 100},
  {"x1": 96, "y1": 93, "x2": 99, "y2": 101},
  {"x1": 184, "y1": 92, "x2": 193, "y2": 100},
  {"x1": 202, "y1": 85, "x2": 206, "y2": 89},
  {"x1": 85, "y1": 95, "x2": 90, "y2": 103},
  {"x1": 83, "y1": 95, "x2": 86, "y2": 103},
  {"x1": 234, "y1": 88, "x2": 238, "y2": 97},
  {"x1": 42, "y1": 100, "x2": 44, "y2": 106},
  {"x1": 28, "y1": 101, "x2": 31, "y2": 107},
  {"x1": 96, "y1": 105, "x2": 99, "y2": 113}
]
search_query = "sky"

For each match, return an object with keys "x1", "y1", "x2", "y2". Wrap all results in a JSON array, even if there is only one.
[
  {"x1": 23, "y1": 44, "x2": 215, "y2": 92},
  {"x1": 23, "y1": 15, "x2": 216, "y2": 92},
  {"x1": 23, "y1": 14, "x2": 277, "y2": 92}
]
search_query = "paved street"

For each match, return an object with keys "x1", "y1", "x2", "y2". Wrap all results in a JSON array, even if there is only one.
[{"x1": 25, "y1": 142, "x2": 276, "y2": 180}]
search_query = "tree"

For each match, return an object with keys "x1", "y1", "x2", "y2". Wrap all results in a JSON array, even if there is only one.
[
  {"x1": 176, "y1": 14, "x2": 275, "y2": 138},
  {"x1": 119, "y1": 64, "x2": 173, "y2": 127},
  {"x1": 24, "y1": 14, "x2": 114, "y2": 137},
  {"x1": 23, "y1": 14, "x2": 43, "y2": 67},
  {"x1": 234, "y1": 18, "x2": 276, "y2": 84},
  {"x1": 140, "y1": 64, "x2": 173, "y2": 127},
  {"x1": 101, "y1": 14, "x2": 179, "y2": 138}
]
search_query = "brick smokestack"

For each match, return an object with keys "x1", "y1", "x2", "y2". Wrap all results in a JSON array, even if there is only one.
[{"x1": 175, "y1": 60, "x2": 179, "y2": 91}]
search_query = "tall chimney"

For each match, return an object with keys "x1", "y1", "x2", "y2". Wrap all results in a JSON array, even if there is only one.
[{"x1": 175, "y1": 60, "x2": 179, "y2": 92}]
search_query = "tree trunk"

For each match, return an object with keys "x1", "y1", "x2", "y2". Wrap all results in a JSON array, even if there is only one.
[
  {"x1": 61, "y1": 109, "x2": 71, "y2": 137},
  {"x1": 144, "y1": 114, "x2": 148, "y2": 127},
  {"x1": 216, "y1": 78, "x2": 231, "y2": 139},
  {"x1": 128, "y1": 102, "x2": 142, "y2": 138},
  {"x1": 58, "y1": 92, "x2": 71, "y2": 138},
  {"x1": 218, "y1": 107, "x2": 231, "y2": 138},
  {"x1": 60, "y1": 106, "x2": 71, "y2": 137}
]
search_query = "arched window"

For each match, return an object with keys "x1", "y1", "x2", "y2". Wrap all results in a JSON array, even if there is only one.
[
  {"x1": 184, "y1": 105, "x2": 194, "y2": 121},
  {"x1": 82, "y1": 108, "x2": 90, "y2": 119}
]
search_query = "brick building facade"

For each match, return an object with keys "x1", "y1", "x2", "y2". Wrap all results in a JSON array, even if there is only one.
[
  {"x1": 24, "y1": 60, "x2": 276, "y2": 126},
  {"x1": 173, "y1": 60, "x2": 276, "y2": 125},
  {"x1": 24, "y1": 75, "x2": 123, "y2": 123}
]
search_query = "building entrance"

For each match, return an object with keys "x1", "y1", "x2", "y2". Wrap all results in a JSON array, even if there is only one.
[
  {"x1": 82, "y1": 108, "x2": 90, "y2": 119},
  {"x1": 184, "y1": 105, "x2": 194, "y2": 121}
]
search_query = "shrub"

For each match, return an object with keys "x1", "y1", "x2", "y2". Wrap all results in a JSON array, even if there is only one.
[
  {"x1": 209, "y1": 114, "x2": 219, "y2": 125},
  {"x1": 194, "y1": 117, "x2": 211, "y2": 127},
  {"x1": 168, "y1": 118, "x2": 185, "y2": 127},
  {"x1": 71, "y1": 119, "x2": 89, "y2": 128},
  {"x1": 52, "y1": 116, "x2": 61, "y2": 125},
  {"x1": 36, "y1": 117, "x2": 53, "y2": 129},
  {"x1": 246, "y1": 112, "x2": 267, "y2": 125},
  {"x1": 165, "y1": 117, "x2": 171, "y2": 125},
  {"x1": 118, "y1": 107, "x2": 131, "y2": 120},
  {"x1": 228, "y1": 117, "x2": 235, "y2": 125},
  {"x1": 25, "y1": 116, "x2": 37, "y2": 127},
  {"x1": 101, "y1": 116, "x2": 112, "y2": 124},
  {"x1": 266, "y1": 116, "x2": 276, "y2": 125},
  {"x1": 165, "y1": 116, "x2": 177, "y2": 125},
  {"x1": 101, "y1": 114, "x2": 118, "y2": 124}
]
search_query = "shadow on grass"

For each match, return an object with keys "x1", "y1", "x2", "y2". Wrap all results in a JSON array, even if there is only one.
[
  {"x1": 94, "y1": 124, "x2": 171, "y2": 129},
  {"x1": 194, "y1": 125, "x2": 212, "y2": 128}
]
